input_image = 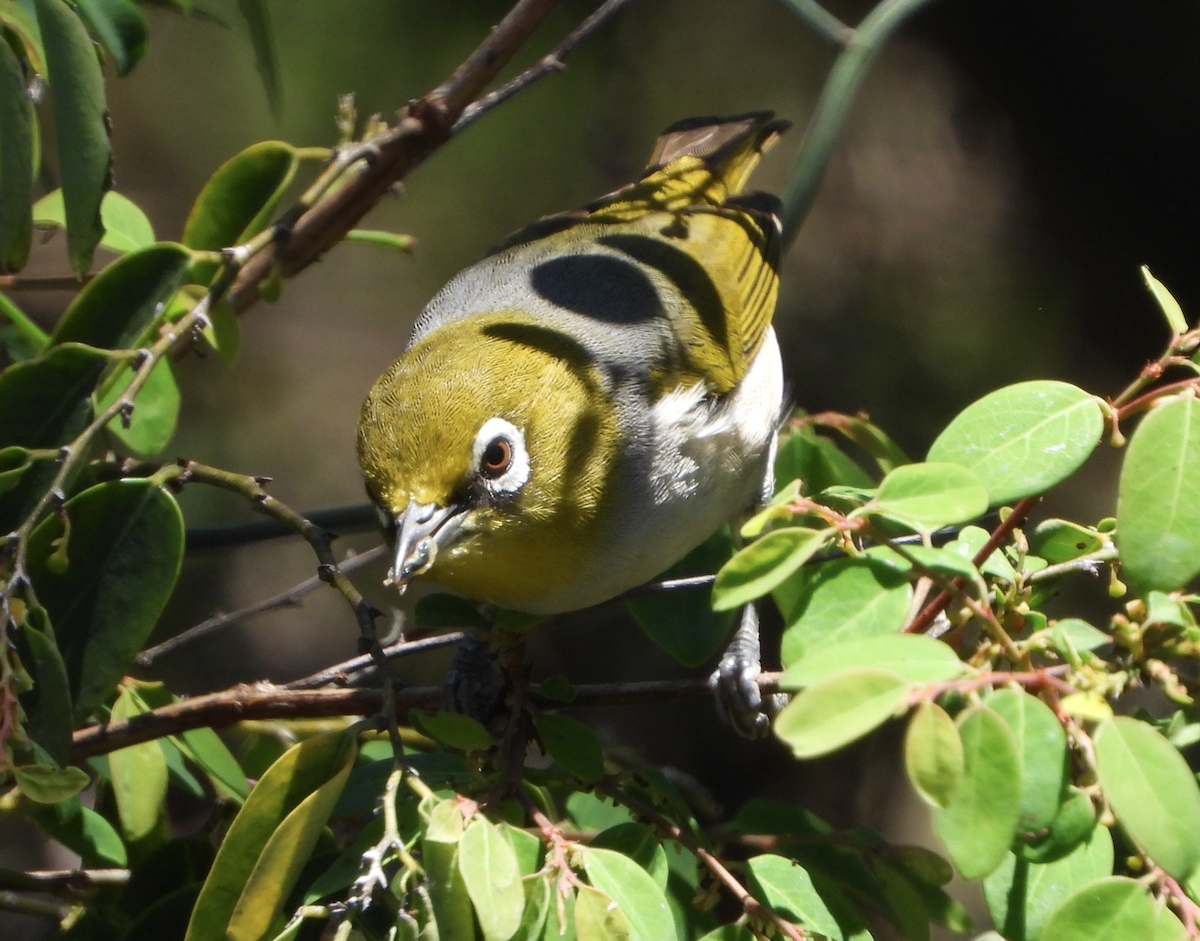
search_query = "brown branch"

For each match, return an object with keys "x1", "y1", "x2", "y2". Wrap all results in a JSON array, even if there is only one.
[
  {"x1": 0, "y1": 869, "x2": 129, "y2": 893},
  {"x1": 225, "y1": 0, "x2": 575, "y2": 314},
  {"x1": 70, "y1": 672, "x2": 784, "y2": 761},
  {"x1": 905, "y1": 495, "x2": 1041, "y2": 634},
  {"x1": 1116, "y1": 378, "x2": 1200, "y2": 420}
]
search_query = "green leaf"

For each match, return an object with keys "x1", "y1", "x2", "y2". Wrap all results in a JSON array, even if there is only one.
[
  {"x1": 0, "y1": 1, "x2": 45, "y2": 73},
  {"x1": 1117, "y1": 395, "x2": 1200, "y2": 593},
  {"x1": 33, "y1": 188, "x2": 156, "y2": 254},
  {"x1": 777, "y1": 557, "x2": 913, "y2": 666},
  {"x1": 50, "y1": 242, "x2": 191, "y2": 350},
  {"x1": 1094, "y1": 716, "x2": 1200, "y2": 880},
  {"x1": 985, "y1": 823, "x2": 1113, "y2": 941},
  {"x1": 774, "y1": 666, "x2": 911, "y2": 758},
  {"x1": 745, "y1": 854, "x2": 868, "y2": 941},
  {"x1": 1040, "y1": 877, "x2": 1186, "y2": 941},
  {"x1": 34, "y1": 0, "x2": 110, "y2": 277},
  {"x1": 499, "y1": 821, "x2": 544, "y2": 877},
  {"x1": 27, "y1": 479, "x2": 184, "y2": 720},
  {"x1": 0, "y1": 25, "x2": 34, "y2": 272},
  {"x1": 628, "y1": 527, "x2": 736, "y2": 666},
  {"x1": 235, "y1": 0, "x2": 280, "y2": 116},
  {"x1": 460, "y1": 816, "x2": 525, "y2": 941},
  {"x1": 567, "y1": 792, "x2": 634, "y2": 832},
  {"x1": 19, "y1": 606, "x2": 73, "y2": 765},
  {"x1": 879, "y1": 543, "x2": 981, "y2": 582},
  {"x1": 1050, "y1": 619, "x2": 1110, "y2": 657},
  {"x1": 1016, "y1": 787, "x2": 1097, "y2": 864},
  {"x1": 95, "y1": 356, "x2": 180, "y2": 457},
  {"x1": 75, "y1": 0, "x2": 147, "y2": 76},
  {"x1": 780, "y1": 634, "x2": 964, "y2": 689},
  {"x1": 33, "y1": 795, "x2": 127, "y2": 866},
  {"x1": 987, "y1": 689, "x2": 1067, "y2": 833},
  {"x1": 582, "y1": 846, "x2": 675, "y2": 941},
  {"x1": 0, "y1": 341, "x2": 106, "y2": 448},
  {"x1": 1142, "y1": 266, "x2": 1188, "y2": 334},
  {"x1": 775, "y1": 425, "x2": 875, "y2": 495},
  {"x1": 928, "y1": 381, "x2": 1103, "y2": 506},
  {"x1": 184, "y1": 731, "x2": 356, "y2": 941},
  {"x1": 947, "y1": 524, "x2": 1019, "y2": 581},
  {"x1": 12, "y1": 763, "x2": 89, "y2": 803},
  {"x1": 410, "y1": 709, "x2": 492, "y2": 753},
  {"x1": 1029, "y1": 519, "x2": 1106, "y2": 565},
  {"x1": 171, "y1": 725, "x2": 250, "y2": 802},
  {"x1": 109, "y1": 686, "x2": 168, "y2": 841},
  {"x1": 713, "y1": 526, "x2": 831, "y2": 610},
  {"x1": 182, "y1": 140, "x2": 297, "y2": 280},
  {"x1": 868, "y1": 462, "x2": 989, "y2": 530},
  {"x1": 932, "y1": 706, "x2": 1021, "y2": 880},
  {"x1": 905, "y1": 701, "x2": 963, "y2": 809},
  {"x1": 0, "y1": 291, "x2": 49, "y2": 360},
  {"x1": 591, "y1": 824, "x2": 669, "y2": 890},
  {"x1": 575, "y1": 883, "x2": 630, "y2": 941},
  {"x1": 534, "y1": 713, "x2": 605, "y2": 784}
]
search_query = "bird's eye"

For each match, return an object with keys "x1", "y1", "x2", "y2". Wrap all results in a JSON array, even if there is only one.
[{"x1": 480, "y1": 436, "x2": 513, "y2": 479}]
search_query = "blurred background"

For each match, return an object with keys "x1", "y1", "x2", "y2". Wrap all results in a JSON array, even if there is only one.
[{"x1": 9, "y1": 0, "x2": 1200, "y2": 933}]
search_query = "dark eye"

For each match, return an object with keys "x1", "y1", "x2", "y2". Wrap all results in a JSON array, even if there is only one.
[{"x1": 480, "y1": 436, "x2": 513, "y2": 478}]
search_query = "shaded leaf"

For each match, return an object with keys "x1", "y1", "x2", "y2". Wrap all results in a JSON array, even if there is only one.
[
  {"x1": 75, "y1": 0, "x2": 147, "y2": 76},
  {"x1": 745, "y1": 854, "x2": 868, "y2": 940},
  {"x1": 1142, "y1": 266, "x2": 1188, "y2": 334},
  {"x1": 987, "y1": 689, "x2": 1067, "y2": 833},
  {"x1": 0, "y1": 25, "x2": 34, "y2": 272},
  {"x1": 534, "y1": 713, "x2": 604, "y2": 784},
  {"x1": 928, "y1": 381, "x2": 1103, "y2": 506},
  {"x1": 235, "y1": 0, "x2": 280, "y2": 116},
  {"x1": 34, "y1": 795, "x2": 126, "y2": 866},
  {"x1": 95, "y1": 356, "x2": 180, "y2": 457},
  {"x1": 27, "y1": 479, "x2": 184, "y2": 721},
  {"x1": 0, "y1": 342, "x2": 106, "y2": 448},
  {"x1": 410, "y1": 709, "x2": 492, "y2": 752},
  {"x1": 1015, "y1": 787, "x2": 1097, "y2": 865},
  {"x1": 0, "y1": 291, "x2": 49, "y2": 360},
  {"x1": 713, "y1": 526, "x2": 831, "y2": 611},
  {"x1": 19, "y1": 605, "x2": 73, "y2": 765},
  {"x1": 34, "y1": 0, "x2": 110, "y2": 276}
]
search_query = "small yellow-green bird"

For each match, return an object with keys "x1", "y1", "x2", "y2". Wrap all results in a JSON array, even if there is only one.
[{"x1": 358, "y1": 112, "x2": 789, "y2": 734}]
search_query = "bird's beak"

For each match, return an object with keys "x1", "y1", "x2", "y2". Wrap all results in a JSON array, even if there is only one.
[{"x1": 384, "y1": 500, "x2": 466, "y2": 591}]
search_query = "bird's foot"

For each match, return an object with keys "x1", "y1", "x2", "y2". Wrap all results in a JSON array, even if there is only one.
[
  {"x1": 709, "y1": 605, "x2": 788, "y2": 739},
  {"x1": 441, "y1": 632, "x2": 510, "y2": 725}
]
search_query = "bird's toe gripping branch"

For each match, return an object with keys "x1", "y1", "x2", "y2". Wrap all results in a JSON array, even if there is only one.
[{"x1": 709, "y1": 604, "x2": 787, "y2": 739}]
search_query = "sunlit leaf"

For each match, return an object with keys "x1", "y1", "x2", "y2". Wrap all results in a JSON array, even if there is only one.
[
  {"x1": 460, "y1": 817, "x2": 525, "y2": 941},
  {"x1": 774, "y1": 667, "x2": 911, "y2": 758},
  {"x1": 780, "y1": 633, "x2": 964, "y2": 689},
  {"x1": 987, "y1": 689, "x2": 1067, "y2": 833},
  {"x1": 1040, "y1": 877, "x2": 1186, "y2": 941},
  {"x1": 109, "y1": 685, "x2": 168, "y2": 841},
  {"x1": 905, "y1": 701, "x2": 963, "y2": 809},
  {"x1": 582, "y1": 846, "x2": 675, "y2": 941},
  {"x1": 713, "y1": 526, "x2": 831, "y2": 611},
  {"x1": 868, "y1": 462, "x2": 989, "y2": 530}
]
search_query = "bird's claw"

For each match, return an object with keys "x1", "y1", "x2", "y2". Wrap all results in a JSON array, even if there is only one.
[{"x1": 709, "y1": 605, "x2": 786, "y2": 739}]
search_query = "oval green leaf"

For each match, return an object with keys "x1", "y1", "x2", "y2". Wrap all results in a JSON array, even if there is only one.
[
  {"x1": 34, "y1": 0, "x2": 110, "y2": 277},
  {"x1": 75, "y1": 0, "x2": 147, "y2": 76},
  {"x1": 745, "y1": 854, "x2": 862, "y2": 940},
  {"x1": 534, "y1": 713, "x2": 604, "y2": 784},
  {"x1": 19, "y1": 606, "x2": 73, "y2": 765},
  {"x1": 774, "y1": 666, "x2": 911, "y2": 758},
  {"x1": 987, "y1": 689, "x2": 1068, "y2": 833},
  {"x1": 183, "y1": 140, "x2": 297, "y2": 281},
  {"x1": 932, "y1": 706, "x2": 1021, "y2": 880},
  {"x1": 50, "y1": 241, "x2": 191, "y2": 350},
  {"x1": 713, "y1": 526, "x2": 831, "y2": 611},
  {"x1": 905, "y1": 701, "x2": 963, "y2": 809},
  {"x1": 582, "y1": 846, "x2": 674, "y2": 941},
  {"x1": 411, "y1": 709, "x2": 492, "y2": 753},
  {"x1": 459, "y1": 817, "x2": 525, "y2": 941},
  {"x1": 0, "y1": 342, "x2": 107, "y2": 449},
  {"x1": 591, "y1": 823, "x2": 668, "y2": 890},
  {"x1": 928, "y1": 381, "x2": 1103, "y2": 506},
  {"x1": 12, "y1": 763, "x2": 90, "y2": 803},
  {"x1": 33, "y1": 796, "x2": 127, "y2": 866},
  {"x1": 1094, "y1": 716, "x2": 1200, "y2": 881},
  {"x1": 33, "y1": 188, "x2": 156, "y2": 254},
  {"x1": 0, "y1": 25, "x2": 34, "y2": 272},
  {"x1": 1015, "y1": 786, "x2": 1099, "y2": 865},
  {"x1": 1040, "y1": 876, "x2": 1186, "y2": 941},
  {"x1": 780, "y1": 633, "x2": 964, "y2": 690},
  {"x1": 1142, "y1": 266, "x2": 1188, "y2": 335},
  {"x1": 108, "y1": 686, "x2": 168, "y2": 841},
  {"x1": 777, "y1": 557, "x2": 913, "y2": 666},
  {"x1": 1117, "y1": 395, "x2": 1200, "y2": 594},
  {"x1": 869, "y1": 462, "x2": 989, "y2": 530}
]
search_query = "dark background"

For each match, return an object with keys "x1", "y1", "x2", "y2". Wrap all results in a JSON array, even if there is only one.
[{"x1": 8, "y1": 0, "x2": 1200, "y2": 934}]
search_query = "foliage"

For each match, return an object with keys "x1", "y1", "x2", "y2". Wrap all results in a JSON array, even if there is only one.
[{"x1": 2, "y1": 1, "x2": 1200, "y2": 940}]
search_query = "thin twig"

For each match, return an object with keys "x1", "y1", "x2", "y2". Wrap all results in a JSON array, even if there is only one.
[
  {"x1": 453, "y1": 0, "x2": 639, "y2": 134},
  {"x1": 0, "y1": 869, "x2": 130, "y2": 892},
  {"x1": 184, "y1": 502, "x2": 378, "y2": 550},
  {"x1": 283, "y1": 631, "x2": 467, "y2": 690},
  {"x1": 136, "y1": 544, "x2": 388, "y2": 667},
  {"x1": 906, "y1": 496, "x2": 1041, "y2": 635}
]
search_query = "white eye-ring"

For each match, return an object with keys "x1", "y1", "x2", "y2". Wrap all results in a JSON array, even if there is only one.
[{"x1": 472, "y1": 417, "x2": 529, "y2": 495}]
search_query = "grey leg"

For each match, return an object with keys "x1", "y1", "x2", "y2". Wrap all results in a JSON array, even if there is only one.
[{"x1": 709, "y1": 604, "x2": 788, "y2": 738}]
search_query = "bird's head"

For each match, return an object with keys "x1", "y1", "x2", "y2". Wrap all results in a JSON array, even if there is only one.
[{"x1": 356, "y1": 314, "x2": 620, "y2": 611}]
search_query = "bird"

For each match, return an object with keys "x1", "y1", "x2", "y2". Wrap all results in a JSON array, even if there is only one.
[{"x1": 357, "y1": 112, "x2": 789, "y2": 735}]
